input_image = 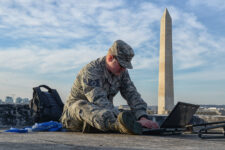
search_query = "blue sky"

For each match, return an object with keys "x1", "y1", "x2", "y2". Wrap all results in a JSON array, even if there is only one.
[{"x1": 0, "y1": 0, "x2": 225, "y2": 106}]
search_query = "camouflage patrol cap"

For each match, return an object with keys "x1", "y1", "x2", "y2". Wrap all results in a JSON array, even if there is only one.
[{"x1": 109, "y1": 40, "x2": 134, "y2": 69}]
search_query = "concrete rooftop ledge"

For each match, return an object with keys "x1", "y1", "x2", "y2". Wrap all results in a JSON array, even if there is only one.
[
  {"x1": 0, "y1": 131, "x2": 225, "y2": 150},
  {"x1": 0, "y1": 104, "x2": 33, "y2": 127},
  {"x1": 0, "y1": 104, "x2": 225, "y2": 149}
]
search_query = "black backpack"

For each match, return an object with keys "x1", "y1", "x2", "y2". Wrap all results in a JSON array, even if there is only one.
[{"x1": 29, "y1": 85, "x2": 64, "y2": 123}]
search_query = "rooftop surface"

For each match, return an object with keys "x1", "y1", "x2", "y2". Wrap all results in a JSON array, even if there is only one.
[{"x1": 0, "y1": 130, "x2": 224, "y2": 150}]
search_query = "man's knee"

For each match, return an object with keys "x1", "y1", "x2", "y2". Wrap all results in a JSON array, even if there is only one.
[
  {"x1": 60, "y1": 101, "x2": 85, "y2": 131},
  {"x1": 62, "y1": 99, "x2": 117, "y2": 132},
  {"x1": 65, "y1": 100, "x2": 89, "y2": 121},
  {"x1": 62, "y1": 116, "x2": 83, "y2": 131},
  {"x1": 73, "y1": 100, "x2": 117, "y2": 131}
]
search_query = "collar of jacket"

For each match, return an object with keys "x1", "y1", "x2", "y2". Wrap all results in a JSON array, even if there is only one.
[{"x1": 101, "y1": 56, "x2": 122, "y2": 85}]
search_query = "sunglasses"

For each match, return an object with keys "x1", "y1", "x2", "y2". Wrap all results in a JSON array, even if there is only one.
[{"x1": 113, "y1": 56, "x2": 125, "y2": 69}]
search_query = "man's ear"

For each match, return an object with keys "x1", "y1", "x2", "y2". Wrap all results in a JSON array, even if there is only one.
[{"x1": 107, "y1": 54, "x2": 114, "y2": 62}]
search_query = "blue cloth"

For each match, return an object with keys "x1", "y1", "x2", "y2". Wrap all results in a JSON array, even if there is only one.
[
  {"x1": 5, "y1": 128, "x2": 29, "y2": 133},
  {"x1": 5, "y1": 121, "x2": 64, "y2": 133}
]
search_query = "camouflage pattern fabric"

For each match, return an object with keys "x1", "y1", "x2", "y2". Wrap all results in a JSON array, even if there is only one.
[
  {"x1": 61, "y1": 56, "x2": 147, "y2": 132},
  {"x1": 60, "y1": 99, "x2": 116, "y2": 131}
]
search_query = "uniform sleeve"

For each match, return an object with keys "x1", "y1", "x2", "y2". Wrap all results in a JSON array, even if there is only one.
[
  {"x1": 81, "y1": 70, "x2": 114, "y2": 110},
  {"x1": 120, "y1": 70, "x2": 148, "y2": 119}
]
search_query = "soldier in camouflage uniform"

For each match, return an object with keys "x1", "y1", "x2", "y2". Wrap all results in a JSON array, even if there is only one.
[{"x1": 60, "y1": 40, "x2": 159, "y2": 134}]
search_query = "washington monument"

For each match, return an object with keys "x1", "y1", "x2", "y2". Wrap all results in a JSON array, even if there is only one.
[{"x1": 158, "y1": 8, "x2": 174, "y2": 114}]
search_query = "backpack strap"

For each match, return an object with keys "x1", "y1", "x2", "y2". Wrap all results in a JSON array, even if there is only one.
[
  {"x1": 39, "y1": 85, "x2": 52, "y2": 92},
  {"x1": 39, "y1": 84, "x2": 64, "y2": 108},
  {"x1": 33, "y1": 86, "x2": 51, "y2": 108}
]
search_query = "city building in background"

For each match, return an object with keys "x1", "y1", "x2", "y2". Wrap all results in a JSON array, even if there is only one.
[
  {"x1": 5, "y1": 96, "x2": 14, "y2": 104},
  {"x1": 1, "y1": 96, "x2": 30, "y2": 104},
  {"x1": 15, "y1": 97, "x2": 23, "y2": 104}
]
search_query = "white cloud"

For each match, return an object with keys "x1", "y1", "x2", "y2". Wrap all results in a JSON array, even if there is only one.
[
  {"x1": 168, "y1": 7, "x2": 225, "y2": 70},
  {"x1": 0, "y1": 46, "x2": 105, "y2": 73},
  {"x1": 0, "y1": 1, "x2": 94, "y2": 39},
  {"x1": 0, "y1": 1, "x2": 224, "y2": 73},
  {"x1": 0, "y1": 1, "x2": 224, "y2": 72},
  {"x1": 188, "y1": 0, "x2": 225, "y2": 10},
  {"x1": 95, "y1": 2, "x2": 162, "y2": 48},
  {"x1": 175, "y1": 67, "x2": 225, "y2": 81},
  {"x1": 0, "y1": 0, "x2": 161, "y2": 48},
  {"x1": 0, "y1": 0, "x2": 225, "y2": 104},
  {"x1": 133, "y1": 55, "x2": 158, "y2": 70},
  {"x1": 0, "y1": 45, "x2": 159, "y2": 73}
]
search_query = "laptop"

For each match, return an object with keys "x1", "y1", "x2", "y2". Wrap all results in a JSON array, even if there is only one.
[{"x1": 142, "y1": 102, "x2": 199, "y2": 135}]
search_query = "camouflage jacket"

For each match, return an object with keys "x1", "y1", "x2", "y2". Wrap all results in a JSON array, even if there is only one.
[{"x1": 66, "y1": 56, "x2": 147, "y2": 119}]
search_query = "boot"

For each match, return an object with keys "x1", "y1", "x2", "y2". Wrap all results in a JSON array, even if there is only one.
[{"x1": 110, "y1": 111, "x2": 142, "y2": 135}]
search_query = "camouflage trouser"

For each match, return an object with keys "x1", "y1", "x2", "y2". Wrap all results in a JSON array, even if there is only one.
[{"x1": 60, "y1": 99, "x2": 117, "y2": 132}]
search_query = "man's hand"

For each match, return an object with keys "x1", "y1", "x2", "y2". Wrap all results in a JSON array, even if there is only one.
[{"x1": 137, "y1": 117, "x2": 159, "y2": 129}]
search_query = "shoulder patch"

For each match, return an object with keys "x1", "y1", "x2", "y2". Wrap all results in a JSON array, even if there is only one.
[{"x1": 87, "y1": 79, "x2": 100, "y2": 87}]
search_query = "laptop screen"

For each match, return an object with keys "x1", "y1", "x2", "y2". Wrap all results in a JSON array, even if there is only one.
[{"x1": 160, "y1": 102, "x2": 199, "y2": 128}]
